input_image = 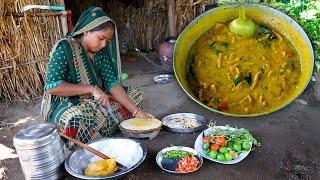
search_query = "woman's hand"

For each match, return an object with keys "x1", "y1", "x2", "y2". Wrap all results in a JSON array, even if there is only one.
[
  {"x1": 133, "y1": 108, "x2": 154, "y2": 119},
  {"x1": 109, "y1": 85, "x2": 154, "y2": 119},
  {"x1": 92, "y1": 86, "x2": 109, "y2": 105}
]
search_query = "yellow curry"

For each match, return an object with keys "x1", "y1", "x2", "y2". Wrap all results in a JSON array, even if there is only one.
[{"x1": 187, "y1": 22, "x2": 301, "y2": 115}]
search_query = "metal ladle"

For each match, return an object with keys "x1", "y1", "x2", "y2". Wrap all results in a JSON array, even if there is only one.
[{"x1": 229, "y1": 2, "x2": 256, "y2": 37}]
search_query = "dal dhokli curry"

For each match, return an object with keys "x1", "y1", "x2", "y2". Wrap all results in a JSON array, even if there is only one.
[{"x1": 187, "y1": 22, "x2": 301, "y2": 115}]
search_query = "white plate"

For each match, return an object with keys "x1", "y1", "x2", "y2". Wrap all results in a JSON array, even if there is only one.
[
  {"x1": 194, "y1": 126, "x2": 250, "y2": 164},
  {"x1": 65, "y1": 138, "x2": 147, "y2": 179}
]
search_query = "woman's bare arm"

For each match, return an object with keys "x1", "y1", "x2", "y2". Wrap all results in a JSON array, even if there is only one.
[
  {"x1": 109, "y1": 85, "x2": 138, "y2": 113},
  {"x1": 109, "y1": 85, "x2": 153, "y2": 118},
  {"x1": 47, "y1": 82, "x2": 94, "y2": 97}
]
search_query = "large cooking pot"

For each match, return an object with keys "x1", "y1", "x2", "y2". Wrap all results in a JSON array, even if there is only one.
[{"x1": 174, "y1": 4, "x2": 314, "y2": 117}]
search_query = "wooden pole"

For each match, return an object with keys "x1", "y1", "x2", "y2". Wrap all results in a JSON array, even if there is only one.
[
  {"x1": 60, "y1": 133, "x2": 127, "y2": 168},
  {"x1": 167, "y1": 0, "x2": 177, "y2": 37},
  {"x1": 5, "y1": 12, "x2": 66, "y2": 17}
]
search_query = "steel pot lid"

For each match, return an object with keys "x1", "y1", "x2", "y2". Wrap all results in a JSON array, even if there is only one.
[{"x1": 13, "y1": 123, "x2": 59, "y2": 149}]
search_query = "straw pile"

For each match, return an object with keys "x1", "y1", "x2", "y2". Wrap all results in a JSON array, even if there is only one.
[
  {"x1": 105, "y1": 0, "x2": 217, "y2": 50},
  {"x1": 0, "y1": 0, "x2": 217, "y2": 101},
  {"x1": 65, "y1": 0, "x2": 169, "y2": 51},
  {"x1": 66, "y1": 0, "x2": 217, "y2": 51},
  {"x1": 64, "y1": 0, "x2": 104, "y2": 23},
  {"x1": 0, "y1": 0, "x2": 65, "y2": 101},
  {"x1": 105, "y1": 0, "x2": 168, "y2": 51}
]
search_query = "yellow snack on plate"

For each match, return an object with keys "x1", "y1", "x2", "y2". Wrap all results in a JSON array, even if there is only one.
[{"x1": 84, "y1": 158, "x2": 118, "y2": 176}]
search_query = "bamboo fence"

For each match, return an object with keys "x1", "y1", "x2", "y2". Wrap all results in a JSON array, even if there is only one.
[
  {"x1": 66, "y1": 0, "x2": 218, "y2": 51},
  {"x1": 0, "y1": 0, "x2": 217, "y2": 101},
  {"x1": 0, "y1": 0, "x2": 65, "y2": 101}
]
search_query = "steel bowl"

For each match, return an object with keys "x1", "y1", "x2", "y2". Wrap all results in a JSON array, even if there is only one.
[
  {"x1": 162, "y1": 113, "x2": 205, "y2": 133},
  {"x1": 156, "y1": 146, "x2": 203, "y2": 174},
  {"x1": 153, "y1": 74, "x2": 173, "y2": 84},
  {"x1": 64, "y1": 138, "x2": 147, "y2": 179},
  {"x1": 174, "y1": 4, "x2": 314, "y2": 117}
]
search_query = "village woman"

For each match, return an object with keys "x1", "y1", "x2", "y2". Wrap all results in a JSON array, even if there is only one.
[{"x1": 41, "y1": 6, "x2": 153, "y2": 149}]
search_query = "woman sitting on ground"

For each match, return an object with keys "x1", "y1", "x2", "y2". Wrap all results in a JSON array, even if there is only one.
[{"x1": 41, "y1": 6, "x2": 153, "y2": 149}]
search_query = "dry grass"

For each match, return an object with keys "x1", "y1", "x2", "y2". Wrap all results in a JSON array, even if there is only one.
[
  {"x1": 66, "y1": 0, "x2": 217, "y2": 51},
  {"x1": 0, "y1": 0, "x2": 64, "y2": 101},
  {"x1": 0, "y1": 0, "x2": 217, "y2": 101},
  {"x1": 105, "y1": 0, "x2": 168, "y2": 51}
]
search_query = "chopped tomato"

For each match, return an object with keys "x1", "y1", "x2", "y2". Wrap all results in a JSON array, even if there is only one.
[
  {"x1": 175, "y1": 156, "x2": 200, "y2": 173},
  {"x1": 286, "y1": 51, "x2": 295, "y2": 58},
  {"x1": 210, "y1": 143, "x2": 220, "y2": 151},
  {"x1": 203, "y1": 136, "x2": 211, "y2": 143},
  {"x1": 218, "y1": 102, "x2": 228, "y2": 111},
  {"x1": 215, "y1": 136, "x2": 226, "y2": 146}
]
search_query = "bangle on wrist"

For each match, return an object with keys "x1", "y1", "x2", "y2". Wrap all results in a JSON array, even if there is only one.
[
  {"x1": 91, "y1": 85, "x2": 97, "y2": 94},
  {"x1": 133, "y1": 108, "x2": 141, "y2": 117}
]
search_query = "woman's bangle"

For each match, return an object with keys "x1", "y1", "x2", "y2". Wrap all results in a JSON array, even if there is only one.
[
  {"x1": 91, "y1": 85, "x2": 97, "y2": 94},
  {"x1": 132, "y1": 108, "x2": 141, "y2": 117}
]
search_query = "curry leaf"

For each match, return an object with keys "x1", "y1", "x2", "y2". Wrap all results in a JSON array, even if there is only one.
[
  {"x1": 233, "y1": 75, "x2": 243, "y2": 86},
  {"x1": 244, "y1": 72, "x2": 252, "y2": 86}
]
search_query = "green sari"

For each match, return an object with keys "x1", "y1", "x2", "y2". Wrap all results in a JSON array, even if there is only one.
[{"x1": 41, "y1": 7, "x2": 143, "y2": 150}]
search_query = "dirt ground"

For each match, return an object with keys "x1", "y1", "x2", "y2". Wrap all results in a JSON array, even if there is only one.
[{"x1": 1, "y1": 57, "x2": 320, "y2": 180}]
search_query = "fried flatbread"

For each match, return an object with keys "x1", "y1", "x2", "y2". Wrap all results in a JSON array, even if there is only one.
[{"x1": 120, "y1": 118, "x2": 162, "y2": 131}]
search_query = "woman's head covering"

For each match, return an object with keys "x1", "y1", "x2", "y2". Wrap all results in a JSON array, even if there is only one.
[
  {"x1": 69, "y1": 7, "x2": 111, "y2": 36},
  {"x1": 68, "y1": 6, "x2": 122, "y2": 82}
]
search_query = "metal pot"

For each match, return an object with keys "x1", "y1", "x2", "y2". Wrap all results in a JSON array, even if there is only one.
[
  {"x1": 13, "y1": 123, "x2": 66, "y2": 180},
  {"x1": 173, "y1": 4, "x2": 314, "y2": 117}
]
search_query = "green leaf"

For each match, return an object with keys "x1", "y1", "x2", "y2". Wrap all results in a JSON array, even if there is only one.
[
  {"x1": 233, "y1": 75, "x2": 243, "y2": 86},
  {"x1": 209, "y1": 41, "x2": 216, "y2": 49},
  {"x1": 221, "y1": 42, "x2": 230, "y2": 48},
  {"x1": 244, "y1": 72, "x2": 252, "y2": 86},
  {"x1": 261, "y1": 84, "x2": 268, "y2": 91},
  {"x1": 259, "y1": 66, "x2": 265, "y2": 74},
  {"x1": 290, "y1": 59, "x2": 295, "y2": 70},
  {"x1": 260, "y1": 40, "x2": 271, "y2": 48}
]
